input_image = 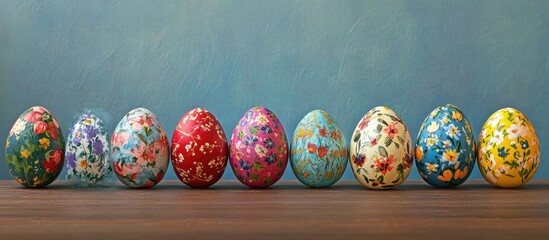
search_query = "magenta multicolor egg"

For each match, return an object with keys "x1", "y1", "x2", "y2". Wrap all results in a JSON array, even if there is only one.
[
  {"x1": 229, "y1": 106, "x2": 288, "y2": 188},
  {"x1": 111, "y1": 108, "x2": 169, "y2": 188},
  {"x1": 5, "y1": 106, "x2": 65, "y2": 187}
]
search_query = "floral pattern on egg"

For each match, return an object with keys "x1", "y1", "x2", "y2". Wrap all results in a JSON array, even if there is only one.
[
  {"x1": 415, "y1": 104, "x2": 475, "y2": 187},
  {"x1": 171, "y1": 108, "x2": 228, "y2": 188},
  {"x1": 290, "y1": 110, "x2": 347, "y2": 188},
  {"x1": 478, "y1": 108, "x2": 539, "y2": 188},
  {"x1": 5, "y1": 106, "x2": 64, "y2": 187},
  {"x1": 229, "y1": 106, "x2": 288, "y2": 188},
  {"x1": 66, "y1": 114, "x2": 112, "y2": 186},
  {"x1": 350, "y1": 106, "x2": 413, "y2": 189},
  {"x1": 111, "y1": 108, "x2": 169, "y2": 188}
]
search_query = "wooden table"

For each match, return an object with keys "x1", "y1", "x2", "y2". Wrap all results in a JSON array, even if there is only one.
[{"x1": 0, "y1": 180, "x2": 547, "y2": 239}]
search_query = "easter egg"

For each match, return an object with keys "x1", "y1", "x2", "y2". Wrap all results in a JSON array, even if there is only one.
[
  {"x1": 478, "y1": 108, "x2": 539, "y2": 188},
  {"x1": 415, "y1": 104, "x2": 476, "y2": 187},
  {"x1": 290, "y1": 110, "x2": 347, "y2": 187},
  {"x1": 229, "y1": 106, "x2": 288, "y2": 188},
  {"x1": 66, "y1": 114, "x2": 112, "y2": 186},
  {"x1": 5, "y1": 106, "x2": 64, "y2": 187},
  {"x1": 350, "y1": 106, "x2": 413, "y2": 189},
  {"x1": 111, "y1": 108, "x2": 169, "y2": 188},
  {"x1": 171, "y1": 108, "x2": 228, "y2": 188}
]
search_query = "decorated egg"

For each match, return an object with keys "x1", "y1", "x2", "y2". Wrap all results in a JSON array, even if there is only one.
[
  {"x1": 229, "y1": 106, "x2": 288, "y2": 188},
  {"x1": 290, "y1": 110, "x2": 347, "y2": 187},
  {"x1": 5, "y1": 106, "x2": 64, "y2": 187},
  {"x1": 111, "y1": 108, "x2": 169, "y2": 188},
  {"x1": 478, "y1": 108, "x2": 539, "y2": 188},
  {"x1": 350, "y1": 106, "x2": 413, "y2": 189},
  {"x1": 66, "y1": 114, "x2": 112, "y2": 186},
  {"x1": 171, "y1": 108, "x2": 228, "y2": 188},
  {"x1": 415, "y1": 104, "x2": 475, "y2": 187}
]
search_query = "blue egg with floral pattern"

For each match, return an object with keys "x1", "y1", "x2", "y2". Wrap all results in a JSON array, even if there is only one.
[
  {"x1": 290, "y1": 110, "x2": 348, "y2": 188},
  {"x1": 66, "y1": 114, "x2": 112, "y2": 186},
  {"x1": 415, "y1": 104, "x2": 476, "y2": 187}
]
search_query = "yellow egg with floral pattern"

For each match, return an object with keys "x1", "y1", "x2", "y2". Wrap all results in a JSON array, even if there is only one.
[{"x1": 478, "y1": 108, "x2": 540, "y2": 188}]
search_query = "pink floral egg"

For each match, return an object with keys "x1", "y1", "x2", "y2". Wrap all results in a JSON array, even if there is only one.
[{"x1": 229, "y1": 106, "x2": 288, "y2": 188}]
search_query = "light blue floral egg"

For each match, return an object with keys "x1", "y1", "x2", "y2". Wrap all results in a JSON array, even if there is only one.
[
  {"x1": 66, "y1": 114, "x2": 112, "y2": 186},
  {"x1": 415, "y1": 104, "x2": 476, "y2": 187},
  {"x1": 111, "y1": 108, "x2": 169, "y2": 188},
  {"x1": 290, "y1": 110, "x2": 347, "y2": 187}
]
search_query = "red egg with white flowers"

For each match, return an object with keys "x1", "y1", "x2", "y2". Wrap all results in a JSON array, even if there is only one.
[{"x1": 171, "y1": 108, "x2": 228, "y2": 187}]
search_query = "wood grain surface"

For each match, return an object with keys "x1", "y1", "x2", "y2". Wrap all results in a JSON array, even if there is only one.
[{"x1": 0, "y1": 180, "x2": 547, "y2": 239}]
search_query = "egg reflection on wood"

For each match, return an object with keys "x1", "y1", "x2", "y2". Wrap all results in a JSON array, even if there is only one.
[
  {"x1": 350, "y1": 106, "x2": 413, "y2": 189},
  {"x1": 290, "y1": 110, "x2": 347, "y2": 188},
  {"x1": 415, "y1": 104, "x2": 476, "y2": 187}
]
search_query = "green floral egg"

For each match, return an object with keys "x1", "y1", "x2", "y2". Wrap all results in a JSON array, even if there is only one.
[{"x1": 5, "y1": 106, "x2": 65, "y2": 187}]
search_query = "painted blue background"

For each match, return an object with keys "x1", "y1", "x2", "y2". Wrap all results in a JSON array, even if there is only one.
[{"x1": 1, "y1": 0, "x2": 548, "y2": 182}]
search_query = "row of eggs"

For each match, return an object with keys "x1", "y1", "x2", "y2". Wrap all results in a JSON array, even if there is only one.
[{"x1": 4, "y1": 105, "x2": 540, "y2": 189}]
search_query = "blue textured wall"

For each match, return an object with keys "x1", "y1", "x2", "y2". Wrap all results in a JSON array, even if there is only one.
[{"x1": 1, "y1": 0, "x2": 548, "y2": 182}]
